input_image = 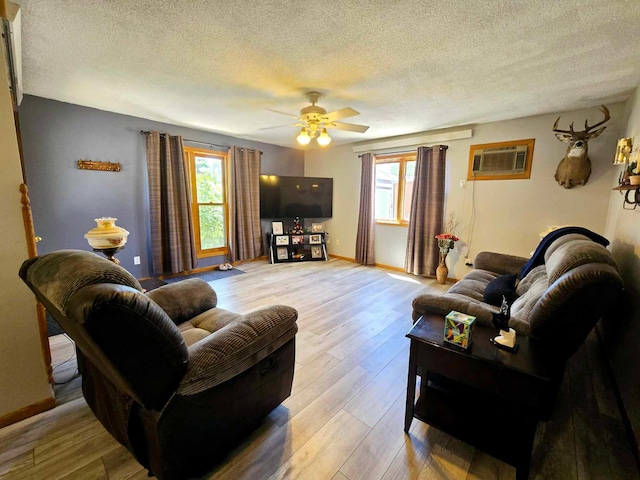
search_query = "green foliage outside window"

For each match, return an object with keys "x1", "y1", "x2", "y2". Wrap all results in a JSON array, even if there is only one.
[{"x1": 195, "y1": 156, "x2": 225, "y2": 250}]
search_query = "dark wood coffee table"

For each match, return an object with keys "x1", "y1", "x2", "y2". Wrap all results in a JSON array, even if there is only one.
[{"x1": 405, "y1": 313, "x2": 564, "y2": 480}]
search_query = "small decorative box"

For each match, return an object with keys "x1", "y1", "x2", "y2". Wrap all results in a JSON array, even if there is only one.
[{"x1": 443, "y1": 311, "x2": 476, "y2": 349}]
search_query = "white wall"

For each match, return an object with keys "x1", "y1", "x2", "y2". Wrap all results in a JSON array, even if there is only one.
[
  {"x1": 0, "y1": 44, "x2": 52, "y2": 420},
  {"x1": 306, "y1": 103, "x2": 624, "y2": 279},
  {"x1": 603, "y1": 86, "x2": 640, "y2": 451}
]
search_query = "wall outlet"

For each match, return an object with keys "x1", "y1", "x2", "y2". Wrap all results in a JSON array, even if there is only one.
[
  {"x1": 133, "y1": 256, "x2": 141, "y2": 265},
  {"x1": 335, "y1": 239, "x2": 340, "y2": 246},
  {"x1": 460, "y1": 179, "x2": 466, "y2": 188}
]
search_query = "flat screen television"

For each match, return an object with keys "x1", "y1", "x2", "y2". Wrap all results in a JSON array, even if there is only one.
[{"x1": 260, "y1": 175, "x2": 333, "y2": 218}]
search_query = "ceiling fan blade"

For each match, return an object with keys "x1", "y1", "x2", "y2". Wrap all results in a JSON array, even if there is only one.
[
  {"x1": 323, "y1": 107, "x2": 360, "y2": 122},
  {"x1": 329, "y1": 121, "x2": 370, "y2": 133},
  {"x1": 266, "y1": 108, "x2": 300, "y2": 118}
]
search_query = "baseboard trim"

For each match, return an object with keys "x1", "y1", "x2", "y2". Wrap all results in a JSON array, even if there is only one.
[
  {"x1": 0, "y1": 396, "x2": 56, "y2": 429},
  {"x1": 328, "y1": 254, "x2": 357, "y2": 263},
  {"x1": 328, "y1": 255, "x2": 458, "y2": 282}
]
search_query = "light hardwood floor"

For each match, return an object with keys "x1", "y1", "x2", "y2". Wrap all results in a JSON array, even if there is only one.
[{"x1": 1, "y1": 259, "x2": 638, "y2": 479}]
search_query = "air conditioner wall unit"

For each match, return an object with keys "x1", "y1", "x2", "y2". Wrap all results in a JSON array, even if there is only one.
[
  {"x1": 467, "y1": 139, "x2": 535, "y2": 181},
  {"x1": 1, "y1": 0, "x2": 22, "y2": 108},
  {"x1": 472, "y1": 145, "x2": 528, "y2": 175}
]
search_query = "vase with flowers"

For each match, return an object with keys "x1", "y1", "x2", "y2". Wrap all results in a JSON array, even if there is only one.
[
  {"x1": 435, "y1": 233, "x2": 459, "y2": 284},
  {"x1": 435, "y1": 213, "x2": 460, "y2": 284}
]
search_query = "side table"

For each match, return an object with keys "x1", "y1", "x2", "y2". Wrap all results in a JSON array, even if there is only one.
[{"x1": 405, "y1": 313, "x2": 563, "y2": 480}]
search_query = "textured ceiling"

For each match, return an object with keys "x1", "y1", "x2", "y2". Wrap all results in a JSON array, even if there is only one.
[{"x1": 17, "y1": 0, "x2": 640, "y2": 149}]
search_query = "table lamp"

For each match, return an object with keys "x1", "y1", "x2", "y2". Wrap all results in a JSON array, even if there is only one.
[{"x1": 84, "y1": 217, "x2": 129, "y2": 264}]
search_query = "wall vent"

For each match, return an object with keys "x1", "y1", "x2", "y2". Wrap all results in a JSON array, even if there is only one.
[{"x1": 467, "y1": 139, "x2": 534, "y2": 181}]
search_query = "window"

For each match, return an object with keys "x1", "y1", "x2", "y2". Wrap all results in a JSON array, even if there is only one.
[
  {"x1": 375, "y1": 153, "x2": 416, "y2": 224},
  {"x1": 184, "y1": 146, "x2": 228, "y2": 257}
]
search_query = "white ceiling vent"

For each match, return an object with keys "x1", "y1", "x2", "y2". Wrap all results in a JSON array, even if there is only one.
[{"x1": 467, "y1": 139, "x2": 535, "y2": 181}]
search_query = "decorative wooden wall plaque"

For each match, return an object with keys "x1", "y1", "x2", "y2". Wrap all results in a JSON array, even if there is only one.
[{"x1": 77, "y1": 160, "x2": 121, "y2": 172}]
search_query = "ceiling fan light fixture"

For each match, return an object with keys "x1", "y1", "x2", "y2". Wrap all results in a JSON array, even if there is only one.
[
  {"x1": 272, "y1": 92, "x2": 368, "y2": 146},
  {"x1": 317, "y1": 128, "x2": 331, "y2": 146},
  {"x1": 296, "y1": 128, "x2": 311, "y2": 145}
]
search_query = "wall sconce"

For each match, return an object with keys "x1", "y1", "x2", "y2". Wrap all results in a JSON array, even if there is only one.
[
  {"x1": 614, "y1": 137, "x2": 633, "y2": 165},
  {"x1": 611, "y1": 137, "x2": 640, "y2": 209}
]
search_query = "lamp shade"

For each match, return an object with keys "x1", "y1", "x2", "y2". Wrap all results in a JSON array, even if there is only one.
[
  {"x1": 317, "y1": 128, "x2": 331, "y2": 146},
  {"x1": 85, "y1": 217, "x2": 129, "y2": 249},
  {"x1": 296, "y1": 128, "x2": 311, "y2": 145}
]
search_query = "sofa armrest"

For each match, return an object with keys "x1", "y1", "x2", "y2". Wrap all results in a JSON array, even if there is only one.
[
  {"x1": 177, "y1": 305, "x2": 298, "y2": 395},
  {"x1": 146, "y1": 279, "x2": 217, "y2": 326},
  {"x1": 412, "y1": 292, "x2": 496, "y2": 327},
  {"x1": 473, "y1": 252, "x2": 528, "y2": 276}
]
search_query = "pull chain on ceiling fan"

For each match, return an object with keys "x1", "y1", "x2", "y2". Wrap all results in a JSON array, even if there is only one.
[{"x1": 265, "y1": 91, "x2": 370, "y2": 147}]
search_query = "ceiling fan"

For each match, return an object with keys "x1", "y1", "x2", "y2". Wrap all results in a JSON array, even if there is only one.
[{"x1": 267, "y1": 92, "x2": 369, "y2": 146}]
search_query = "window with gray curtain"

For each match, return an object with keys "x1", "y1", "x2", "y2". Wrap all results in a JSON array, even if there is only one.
[
  {"x1": 145, "y1": 132, "x2": 198, "y2": 275},
  {"x1": 355, "y1": 152, "x2": 376, "y2": 265},
  {"x1": 405, "y1": 145, "x2": 447, "y2": 276},
  {"x1": 228, "y1": 146, "x2": 262, "y2": 261}
]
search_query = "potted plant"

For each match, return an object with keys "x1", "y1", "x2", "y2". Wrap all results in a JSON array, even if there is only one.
[{"x1": 628, "y1": 161, "x2": 640, "y2": 185}]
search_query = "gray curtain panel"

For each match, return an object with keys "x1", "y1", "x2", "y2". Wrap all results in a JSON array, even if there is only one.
[
  {"x1": 405, "y1": 145, "x2": 447, "y2": 276},
  {"x1": 145, "y1": 132, "x2": 197, "y2": 275},
  {"x1": 228, "y1": 146, "x2": 263, "y2": 262},
  {"x1": 355, "y1": 152, "x2": 376, "y2": 265}
]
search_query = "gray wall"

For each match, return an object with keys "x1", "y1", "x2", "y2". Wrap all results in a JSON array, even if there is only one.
[
  {"x1": 19, "y1": 95, "x2": 304, "y2": 278},
  {"x1": 603, "y1": 86, "x2": 640, "y2": 455}
]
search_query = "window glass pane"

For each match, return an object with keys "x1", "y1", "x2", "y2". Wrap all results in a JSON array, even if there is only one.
[
  {"x1": 375, "y1": 162, "x2": 399, "y2": 220},
  {"x1": 402, "y1": 160, "x2": 416, "y2": 221},
  {"x1": 195, "y1": 156, "x2": 223, "y2": 203},
  {"x1": 199, "y1": 205, "x2": 225, "y2": 249}
]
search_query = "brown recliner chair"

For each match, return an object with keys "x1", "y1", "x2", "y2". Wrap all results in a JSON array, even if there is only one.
[{"x1": 20, "y1": 249, "x2": 298, "y2": 480}]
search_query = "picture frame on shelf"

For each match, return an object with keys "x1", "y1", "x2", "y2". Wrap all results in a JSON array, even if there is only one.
[
  {"x1": 311, "y1": 246, "x2": 323, "y2": 258},
  {"x1": 275, "y1": 235, "x2": 289, "y2": 246},
  {"x1": 272, "y1": 221, "x2": 284, "y2": 235},
  {"x1": 309, "y1": 234, "x2": 322, "y2": 244},
  {"x1": 277, "y1": 247, "x2": 288, "y2": 260},
  {"x1": 311, "y1": 223, "x2": 324, "y2": 233},
  {"x1": 291, "y1": 235, "x2": 304, "y2": 245}
]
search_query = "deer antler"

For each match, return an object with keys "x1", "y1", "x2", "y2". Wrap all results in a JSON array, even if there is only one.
[
  {"x1": 553, "y1": 117, "x2": 575, "y2": 134},
  {"x1": 553, "y1": 104, "x2": 609, "y2": 135},
  {"x1": 584, "y1": 105, "x2": 610, "y2": 132}
]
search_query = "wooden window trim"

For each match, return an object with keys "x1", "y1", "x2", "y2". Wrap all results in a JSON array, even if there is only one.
[
  {"x1": 375, "y1": 153, "x2": 416, "y2": 225},
  {"x1": 184, "y1": 146, "x2": 229, "y2": 258}
]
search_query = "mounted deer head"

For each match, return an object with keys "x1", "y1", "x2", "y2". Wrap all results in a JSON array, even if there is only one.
[{"x1": 552, "y1": 105, "x2": 610, "y2": 189}]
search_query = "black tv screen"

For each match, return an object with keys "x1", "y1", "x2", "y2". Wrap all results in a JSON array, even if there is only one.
[{"x1": 260, "y1": 175, "x2": 333, "y2": 218}]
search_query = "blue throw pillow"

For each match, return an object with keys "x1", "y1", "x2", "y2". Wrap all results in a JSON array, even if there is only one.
[{"x1": 483, "y1": 273, "x2": 518, "y2": 307}]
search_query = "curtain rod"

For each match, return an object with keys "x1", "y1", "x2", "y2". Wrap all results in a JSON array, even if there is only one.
[
  {"x1": 140, "y1": 131, "x2": 263, "y2": 154},
  {"x1": 358, "y1": 149, "x2": 416, "y2": 158},
  {"x1": 357, "y1": 146, "x2": 448, "y2": 158}
]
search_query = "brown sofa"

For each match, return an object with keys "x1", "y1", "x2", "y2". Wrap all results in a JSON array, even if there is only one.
[
  {"x1": 20, "y1": 249, "x2": 298, "y2": 480},
  {"x1": 412, "y1": 233, "x2": 624, "y2": 360}
]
